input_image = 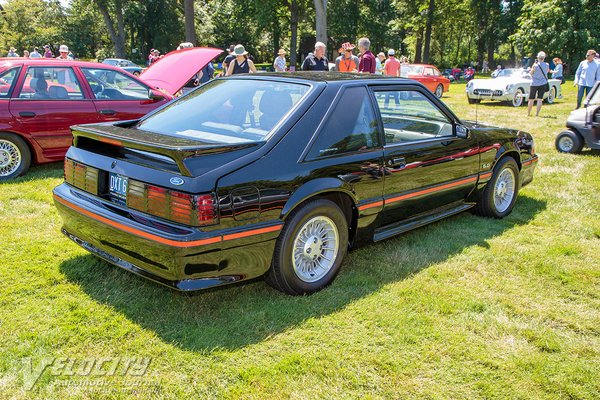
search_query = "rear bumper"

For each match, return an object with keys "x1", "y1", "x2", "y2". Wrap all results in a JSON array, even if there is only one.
[{"x1": 53, "y1": 183, "x2": 282, "y2": 291}]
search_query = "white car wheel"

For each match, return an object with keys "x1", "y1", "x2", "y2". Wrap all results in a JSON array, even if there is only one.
[
  {"x1": 546, "y1": 87, "x2": 556, "y2": 104},
  {"x1": 512, "y1": 88, "x2": 524, "y2": 107}
]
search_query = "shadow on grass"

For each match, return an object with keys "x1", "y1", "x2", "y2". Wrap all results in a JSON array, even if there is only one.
[
  {"x1": 59, "y1": 195, "x2": 546, "y2": 352},
  {"x1": 0, "y1": 162, "x2": 63, "y2": 184}
]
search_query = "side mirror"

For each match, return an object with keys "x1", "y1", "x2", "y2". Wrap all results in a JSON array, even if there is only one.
[
  {"x1": 148, "y1": 89, "x2": 164, "y2": 102},
  {"x1": 456, "y1": 125, "x2": 469, "y2": 139}
]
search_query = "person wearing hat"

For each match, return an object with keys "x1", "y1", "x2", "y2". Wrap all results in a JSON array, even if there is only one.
[
  {"x1": 226, "y1": 44, "x2": 257, "y2": 76},
  {"x1": 376, "y1": 52, "x2": 386, "y2": 75},
  {"x1": 57, "y1": 45, "x2": 73, "y2": 60},
  {"x1": 335, "y1": 42, "x2": 359, "y2": 73},
  {"x1": 149, "y1": 49, "x2": 162, "y2": 65},
  {"x1": 301, "y1": 41, "x2": 328, "y2": 71},
  {"x1": 43, "y1": 45, "x2": 53, "y2": 58},
  {"x1": 7, "y1": 48, "x2": 19, "y2": 57},
  {"x1": 273, "y1": 49, "x2": 287, "y2": 72},
  {"x1": 384, "y1": 49, "x2": 400, "y2": 77},
  {"x1": 222, "y1": 45, "x2": 236, "y2": 74}
]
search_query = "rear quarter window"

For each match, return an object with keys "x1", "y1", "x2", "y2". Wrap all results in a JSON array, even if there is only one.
[{"x1": 0, "y1": 67, "x2": 21, "y2": 98}]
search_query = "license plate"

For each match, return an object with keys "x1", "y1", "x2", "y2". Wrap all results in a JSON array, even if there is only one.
[{"x1": 109, "y1": 173, "x2": 128, "y2": 199}]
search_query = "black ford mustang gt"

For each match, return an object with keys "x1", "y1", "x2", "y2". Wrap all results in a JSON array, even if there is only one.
[{"x1": 53, "y1": 72, "x2": 538, "y2": 295}]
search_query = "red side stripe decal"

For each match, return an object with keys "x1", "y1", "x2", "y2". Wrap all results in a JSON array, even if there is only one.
[{"x1": 54, "y1": 194, "x2": 282, "y2": 248}]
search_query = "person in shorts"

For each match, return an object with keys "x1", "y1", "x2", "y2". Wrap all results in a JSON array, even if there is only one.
[{"x1": 528, "y1": 51, "x2": 549, "y2": 117}]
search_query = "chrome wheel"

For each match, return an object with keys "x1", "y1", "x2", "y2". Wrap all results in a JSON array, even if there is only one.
[
  {"x1": 547, "y1": 87, "x2": 556, "y2": 104},
  {"x1": 557, "y1": 136, "x2": 574, "y2": 152},
  {"x1": 292, "y1": 216, "x2": 339, "y2": 283},
  {"x1": 512, "y1": 89, "x2": 523, "y2": 107},
  {"x1": 435, "y1": 84, "x2": 443, "y2": 98},
  {"x1": 494, "y1": 168, "x2": 516, "y2": 213},
  {"x1": 0, "y1": 139, "x2": 21, "y2": 177}
]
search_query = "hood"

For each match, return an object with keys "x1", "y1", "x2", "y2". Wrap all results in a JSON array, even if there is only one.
[
  {"x1": 140, "y1": 47, "x2": 222, "y2": 95},
  {"x1": 470, "y1": 77, "x2": 515, "y2": 90}
]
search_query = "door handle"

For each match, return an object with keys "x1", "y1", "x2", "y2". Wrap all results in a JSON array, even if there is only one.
[
  {"x1": 388, "y1": 157, "x2": 406, "y2": 168},
  {"x1": 19, "y1": 111, "x2": 36, "y2": 118},
  {"x1": 99, "y1": 109, "x2": 116, "y2": 116}
]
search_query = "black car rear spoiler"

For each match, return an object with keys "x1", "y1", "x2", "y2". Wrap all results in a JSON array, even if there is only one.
[{"x1": 71, "y1": 122, "x2": 261, "y2": 176}]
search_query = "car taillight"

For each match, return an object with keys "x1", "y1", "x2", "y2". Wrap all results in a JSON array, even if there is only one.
[
  {"x1": 64, "y1": 158, "x2": 99, "y2": 195},
  {"x1": 126, "y1": 180, "x2": 217, "y2": 226}
]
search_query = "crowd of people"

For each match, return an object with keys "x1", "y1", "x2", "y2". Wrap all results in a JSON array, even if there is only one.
[{"x1": 5, "y1": 44, "x2": 74, "y2": 60}]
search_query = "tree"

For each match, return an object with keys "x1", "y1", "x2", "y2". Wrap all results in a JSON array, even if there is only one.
[
  {"x1": 183, "y1": 0, "x2": 196, "y2": 45},
  {"x1": 422, "y1": 0, "x2": 435, "y2": 63},
  {"x1": 94, "y1": 0, "x2": 127, "y2": 58},
  {"x1": 313, "y1": 0, "x2": 326, "y2": 44}
]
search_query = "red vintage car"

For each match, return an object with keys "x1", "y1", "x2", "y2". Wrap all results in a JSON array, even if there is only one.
[
  {"x1": 400, "y1": 64, "x2": 451, "y2": 98},
  {"x1": 0, "y1": 47, "x2": 221, "y2": 180}
]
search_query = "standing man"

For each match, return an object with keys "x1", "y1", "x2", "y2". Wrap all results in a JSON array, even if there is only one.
[
  {"x1": 527, "y1": 51, "x2": 549, "y2": 117},
  {"x1": 43, "y1": 45, "x2": 53, "y2": 58},
  {"x1": 301, "y1": 42, "x2": 328, "y2": 71},
  {"x1": 222, "y1": 45, "x2": 236, "y2": 75},
  {"x1": 7, "y1": 48, "x2": 18, "y2": 57},
  {"x1": 335, "y1": 42, "x2": 359, "y2": 72},
  {"x1": 357, "y1": 37, "x2": 376, "y2": 74},
  {"x1": 574, "y1": 49, "x2": 600, "y2": 109},
  {"x1": 384, "y1": 49, "x2": 401, "y2": 77},
  {"x1": 273, "y1": 49, "x2": 287, "y2": 72},
  {"x1": 57, "y1": 45, "x2": 73, "y2": 60},
  {"x1": 29, "y1": 47, "x2": 42, "y2": 58}
]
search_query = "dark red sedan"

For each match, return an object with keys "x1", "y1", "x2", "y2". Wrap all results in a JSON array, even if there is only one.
[{"x1": 0, "y1": 48, "x2": 221, "y2": 180}]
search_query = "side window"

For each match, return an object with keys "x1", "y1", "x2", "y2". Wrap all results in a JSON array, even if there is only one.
[
  {"x1": 433, "y1": 68, "x2": 441, "y2": 76},
  {"x1": 19, "y1": 67, "x2": 84, "y2": 100},
  {"x1": 0, "y1": 68, "x2": 20, "y2": 99},
  {"x1": 82, "y1": 68, "x2": 150, "y2": 100},
  {"x1": 307, "y1": 86, "x2": 379, "y2": 159},
  {"x1": 374, "y1": 90, "x2": 454, "y2": 145},
  {"x1": 424, "y1": 67, "x2": 434, "y2": 76}
]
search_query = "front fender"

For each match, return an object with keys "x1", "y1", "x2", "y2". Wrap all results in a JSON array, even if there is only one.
[{"x1": 280, "y1": 177, "x2": 357, "y2": 219}]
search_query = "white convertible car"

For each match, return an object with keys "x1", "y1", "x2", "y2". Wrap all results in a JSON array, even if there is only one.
[{"x1": 466, "y1": 68, "x2": 562, "y2": 107}]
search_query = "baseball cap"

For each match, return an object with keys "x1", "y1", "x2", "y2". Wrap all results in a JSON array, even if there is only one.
[{"x1": 388, "y1": 49, "x2": 395, "y2": 56}]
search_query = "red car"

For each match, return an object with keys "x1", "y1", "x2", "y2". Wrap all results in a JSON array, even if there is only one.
[
  {"x1": 0, "y1": 47, "x2": 221, "y2": 180},
  {"x1": 400, "y1": 64, "x2": 450, "y2": 98}
]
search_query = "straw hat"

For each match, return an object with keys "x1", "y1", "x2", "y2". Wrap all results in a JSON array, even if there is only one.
[
  {"x1": 341, "y1": 42, "x2": 355, "y2": 51},
  {"x1": 278, "y1": 48, "x2": 286, "y2": 56}
]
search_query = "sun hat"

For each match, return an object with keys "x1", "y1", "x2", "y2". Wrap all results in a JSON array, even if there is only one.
[
  {"x1": 278, "y1": 49, "x2": 286, "y2": 56},
  {"x1": 43, "y1": 45, "x2": 50, "y2": 49},
  {"x1": 341, "y1": 42, "x2": 355, "y2": 51},
  {"x1": 233, "y1": 44, "x2": 248, "y2": 56},
  {"x1": 377, "y1": 52, "x2": 386, "y2": 58},
  {"x1": 59, "y1": 45, "x2": 69, "y2": 53},
  {"x1": 388, "y1": 49, "x2": 395, "y2": 56}
]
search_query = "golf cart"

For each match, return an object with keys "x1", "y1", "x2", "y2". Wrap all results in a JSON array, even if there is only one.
[{"x1": 555, "y1": 81, "x2": 600, "y2": 153}]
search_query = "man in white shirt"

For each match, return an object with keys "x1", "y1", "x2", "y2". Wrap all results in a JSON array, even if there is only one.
[{"x1": 574, "y1": 49, "x2": 600, "y2": 109}]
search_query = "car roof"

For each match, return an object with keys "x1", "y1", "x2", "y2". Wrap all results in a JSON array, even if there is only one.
[
  {"x1": 0, "y1": 58, "x2": 122, "y2": 71},
  {"x1": 406, "y1": 64, "x2": 438, "y2": 69},
  {"x1": 229, "y1": 71, "x2": 412, "y2": 84}
]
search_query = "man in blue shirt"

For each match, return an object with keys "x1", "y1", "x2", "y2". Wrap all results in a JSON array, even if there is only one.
[{"x1": 574, "y1": 49, "x2": 600, "y2": 109}]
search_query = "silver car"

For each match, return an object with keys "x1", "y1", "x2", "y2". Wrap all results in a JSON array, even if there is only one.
[{"x1": 555, "y1": 81, "x2": 600, "y2": 153}]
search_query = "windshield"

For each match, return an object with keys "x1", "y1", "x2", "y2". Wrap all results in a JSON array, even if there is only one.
[
  {"x1": 400, "y1": 65, "x2": 424, "y2": 78},
  {"x1": 136, "y1": 79, "x2": 310, "y2": 144},
  {"x1": 496, "y1": 69, "x2": 526, "y2": 78}
]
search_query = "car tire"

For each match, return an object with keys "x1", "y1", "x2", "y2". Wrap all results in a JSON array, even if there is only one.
[
  {"x1": 435, "y1": 84, "x2": 443, "y2": 98},
  {"x1": 512, "y1": 88, "x2": 524, "y2": 107},
  {"x1": 474, "y1": 157, "x2": 520, "y2": 219},
  {"x1": 266, "y1": 199, "x2": 349, "y2": 295},
  {"x1": 468, "y1": 98, "x2": 481, "y2": 104},
  {"x1": 546, "y1": 86, "x2": 556, "y2": 104},
  {"x1": 0, "y1": 133, "x2": 31, "y2": 181},
  {"x1": 133, "y1": 71, "x2": 141, "y2": 76},
  {"x1": 555, "y1": 130, "x2": 583, "y2": 154}
]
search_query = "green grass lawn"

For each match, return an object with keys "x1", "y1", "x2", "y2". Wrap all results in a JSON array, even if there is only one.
[{"x1": 1, "y1": 81, "x2": 599, "y2": 399}]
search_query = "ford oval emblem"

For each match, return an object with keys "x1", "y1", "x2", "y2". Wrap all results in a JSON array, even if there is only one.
[{"x1": 170, "y1": 177, "x2": 185, "y2": 186}]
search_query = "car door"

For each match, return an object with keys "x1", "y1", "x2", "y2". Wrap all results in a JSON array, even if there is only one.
[
  {"x1": 422, "y1": 67, "x2": 438, "y2": 92},
  {"x1": 9, "y1": 65, "x2": 98, "y2": 160},
  {"x1": 369, "y1": 85, "x2": 480, "y2": 227},
  {"x1": 80, "y1": 67, "x2": 168, "y2": 122}
]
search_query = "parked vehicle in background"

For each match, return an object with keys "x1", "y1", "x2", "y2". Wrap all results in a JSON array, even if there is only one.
[
  {"x1": 102, "y1": 58, "x2": 143, "y2": 76},
  {"x1": 442, "y1": 69, "x2": 456, "y2": 82},
  {"x1": 53, "y1": 72, "x2": 538, "y2": 295},
  {"x1": 400, "y1": 64, "x2": 450, "y2": 98},
  {"x1": 466, "y1": 68, "x2": 562, "y2": 107},
  {"x1": 0, "y1": 48, "x2": 222, "y2": 180},
  {"x1": 555, "y1": 81, "x2": 600, "y2": 153}
]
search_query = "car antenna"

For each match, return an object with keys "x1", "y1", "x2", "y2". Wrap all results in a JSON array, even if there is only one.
[{"x1": 475, "y1": 99, "x2": 478, "y2": 127}]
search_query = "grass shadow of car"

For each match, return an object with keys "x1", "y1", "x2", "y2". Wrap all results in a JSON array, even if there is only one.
[{"x1": 59, "y1": 195, "x2": 546, "y2": 353}]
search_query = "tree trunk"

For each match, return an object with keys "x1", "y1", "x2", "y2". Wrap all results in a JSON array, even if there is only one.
[
  {"x1": 414, "y1": 29, "x2": 423, "y2": 63},
  {"x1": 95, "y1": 1, "x2": 126, "y2": 58},
  {"x1": 423, "y1": 0, "x2": 435, "y2": 63},
  {"x1": 289, "y1": 0, "x2": 299, "y2": 68},
  {"x1": 183, "y1": 0, "x2": 196, "y2": 45},
  {"x1": 314, "y1": 0, "x2": 327, "y2": 45}
]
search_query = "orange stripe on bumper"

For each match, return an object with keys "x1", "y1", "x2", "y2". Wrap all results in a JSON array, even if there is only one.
[{"x1": 54, "y1": 194, "x2": 281, "y2": 248}]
